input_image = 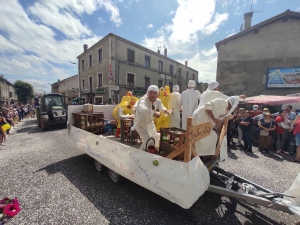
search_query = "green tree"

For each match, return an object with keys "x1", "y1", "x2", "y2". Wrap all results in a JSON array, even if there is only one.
[{"x1": 13, "y1": 80, "x2": 34, "y2": 104}]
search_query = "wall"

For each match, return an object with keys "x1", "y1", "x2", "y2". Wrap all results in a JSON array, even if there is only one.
[{"x1": 216, "y1": 17, "x2": 300, "y2": 96}]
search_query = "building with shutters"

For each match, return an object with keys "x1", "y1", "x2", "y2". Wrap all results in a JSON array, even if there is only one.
[
  {"x1": 0, "y1": 75, "x2": 17, "y2": 106},
  {"x1": 51, "y1": 75, "x2": 79, "y2": 104},
  {"x1": 77, "y1": 33, "x2": 199, "y2": 104}
]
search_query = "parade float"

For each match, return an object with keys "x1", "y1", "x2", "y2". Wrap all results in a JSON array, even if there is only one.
[{"x1": 67, "y1": 103, "x2": 300, "y2": 217}]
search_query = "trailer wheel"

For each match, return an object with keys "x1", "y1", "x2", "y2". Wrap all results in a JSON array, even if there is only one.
[
  {"x1": 94, "y1": 160, "x2": 107, "y2": 173},
  {"x1": 108, "y1": 169, "x2": 124, "y2": 184}
]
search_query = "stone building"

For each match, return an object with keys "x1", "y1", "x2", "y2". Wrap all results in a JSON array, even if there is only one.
[
  {"x1": 215, "y1": 10, "x2": 300, "y2": 97},
  {"x1": 0, "y1": 76, "x2": 17, "y2": 106},
  {"x1": 77, "y1": 33, "x2": 199, "y2": 104},
  {"x1": 51, "y1": 75, "x2": 79, "y2": 104}
]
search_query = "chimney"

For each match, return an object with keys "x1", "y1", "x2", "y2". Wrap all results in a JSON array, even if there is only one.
[
  {"x1": 83, "y1": 44, "x2": 88, "y2": 52},
  {"x1": 157, "y1": 49, "x2": 160, "y2": 54},
  {"x1": 244, "y1": 12, "x2": 253, "y2": 30},
  {"x1": 185, "y1": 60, "x2": 188, "y2": 67},
  {"x1": 164, "y1": 48, "x2": 167, "y2": 57}
]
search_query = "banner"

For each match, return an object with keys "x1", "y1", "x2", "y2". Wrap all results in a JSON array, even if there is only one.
[{"x1": 266, "y1": 67, "x2": 300, "y2": 88}]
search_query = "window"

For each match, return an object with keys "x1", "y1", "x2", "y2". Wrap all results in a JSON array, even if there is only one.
[
  {"x1": 192, "y1": 73, "x2": 195, "y2": 80},
  {"x1": 145, "y1": 56, "x2": 150, "y2": 68},
  {"x1": 9, "y1": 92, "x2": 12, "y2": 98},
  {"x1": 145, "y1": 77, "x2": 150, "y2": 89},
  {"x1": 178, "y1": 68, "x2": 181, "y2": 77},
  {"x1": 169, "y1": 65, "x2": 173, "y2": 75},
  {"x1": 95, "y1": 97, "x2": 103, "y2": 105},
  {"x1": 127, "y1": 73, "x2": 134, "y2": 86},
  {"x1": 169, "y1": 82, "x2": 173, "y2": 91},
  {"x1": 127, "y1": 49, "x2": 134, "y2": 63},
  {"x1": 89, "y1": 77, "x2": 93, "y2": 93},
  {"x1": 98, "y1": 48, "x2": 102, "y2": 62},
  {"x1": 186, "y1": 71, "x2": 189, "y2": 80},
  {"x1": 98, "y1": 73, "x2": 102, "y2": 87},
  {"x1": 158, "y1": 80, "x2": 163, "y2": 88},
  {"x1": 82, "y1": 79, "x2": 85, "y2": 88},
  {"x1": 89, "y1": 55, "x2": 92, "y2": 67},
  {"x1": 158, "y1": 61, "x2": 163, "y2": 71},
  {"x1": 81, "y1": 59, "x2": 84, "y2": 70}
]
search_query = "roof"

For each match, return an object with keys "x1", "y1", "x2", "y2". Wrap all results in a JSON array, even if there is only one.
[
  {"x1": 77, "y1": 33, "x2": 198, "y2": 73},
  {"x1": 51, "y1": 74, "x2": 78, "y2": 86},
  {"x1": 242, "y1": 95, "x2": 300, "y2": 105},
  {"x1": 215, "y1": 10, "x2": 300, "y2": 49},
  {"x1": 0, "y1": 76, "x2": 13, "y2": 86}
]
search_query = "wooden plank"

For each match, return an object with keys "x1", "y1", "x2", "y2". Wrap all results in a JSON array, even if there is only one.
[
  {"x1": 184, "y1": 117, "x2": 193, "y2": 162},
  {"x1": 186, "y1": 122, "x2": 212, "y2": 145},
  {"x1": 166, "y1": 145, "x2": 185, "y2": 159},
  {"x1": 214, "y1": 117, "x2": 228, "y2": 156},
  {"x1": 191, "y1": 144, "x2": 198, "y2": 158}
]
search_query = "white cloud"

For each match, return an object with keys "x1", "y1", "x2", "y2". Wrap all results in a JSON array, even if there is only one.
[
  {"x1": 226, "y1": 32, "x2": 237, "y2": 38},
  {"x1": 29, "y1": 2, "x2": 92, "y2": 38},
  {"x1": 98, "y1": 17, "x2": 106, "y2": 24},
  {"x1": 201, "y1": 46, "x2": 217, "y2": 57},
  {"x1": 0, "y1": 35, "x2": 24, "y2": 53},
  {"x1": 296, "y1": 7, "x2": 300, "y2": 12},
  {"x1": 167, "y1": 10, "x2": 175, "y2": 16},
  {"x1": 0, "y1": 0, "x2": 101, "y2": 85},
  {"x1": 146, "y1": 24, "x2": 153, "y2": 29},
  {"x1": 201, "y1": 13, "x2": 228, "y2": 35}
]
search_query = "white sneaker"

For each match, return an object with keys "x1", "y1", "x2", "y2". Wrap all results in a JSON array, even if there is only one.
[{"x1": 1, "y1": 142, "x2": 6, "y2": 146}]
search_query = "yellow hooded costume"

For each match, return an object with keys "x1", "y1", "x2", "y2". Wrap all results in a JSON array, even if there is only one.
[
  {"x1": 154, "y1": 86, "x2": 170, "y2": 131},
  {"x1": 112, "y1": 91, "x2": 138, "y2": 137}
]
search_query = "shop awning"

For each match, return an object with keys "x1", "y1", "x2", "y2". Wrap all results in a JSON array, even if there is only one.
[
  {"x1": 73, "y1": 97, "x2": 85, "y2": 101},
  {"x1": 242, "y1": 95, "x2": 300, "y2": 105}
]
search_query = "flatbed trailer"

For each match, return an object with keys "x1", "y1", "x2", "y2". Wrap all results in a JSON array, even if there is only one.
[{"x1": 67, "y1": 105, "x2": 300, "y2": 217}]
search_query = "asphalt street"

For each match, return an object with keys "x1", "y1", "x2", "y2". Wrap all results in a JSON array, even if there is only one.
[{"x1": 0, "y1": 118, "x2": 300, "y2": 225}]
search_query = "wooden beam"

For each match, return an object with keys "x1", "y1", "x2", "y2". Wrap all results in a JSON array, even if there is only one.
[
  {"x1": 184, "y1": 117, "x2": 193, "y2": 162},
  {"x1": 214, "y1": 117, "x2": 228, "y2": 156},
  {"x1": 166, "y1": 145, "x2": 185, "y2": 159}
]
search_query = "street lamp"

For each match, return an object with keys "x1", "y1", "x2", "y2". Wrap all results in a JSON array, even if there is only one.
[{"x1": 70, "y1": 62, "x2": 80, "y2": 97}]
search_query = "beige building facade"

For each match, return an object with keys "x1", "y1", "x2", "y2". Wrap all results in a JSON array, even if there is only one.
[
  {"x1": 51, "y1": 75, "x2": 79, "y2": 104},
  {"x1": 77, "y1": 33, "x2": 199, "y2": 104},
  {"x1": 215, "y1": 10, "x2": 300, "y2": 97},
  {"x1": 0, "y1": 76, "x2": 17, "y2": 105}
]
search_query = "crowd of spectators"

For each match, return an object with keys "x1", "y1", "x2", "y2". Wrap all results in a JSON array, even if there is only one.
[
  {"x1": 0, "y1": 103, "x2": 35, "y2": 150},
  {"x1": 227, "y1": 104, "x2": 300, "y2": 163}
]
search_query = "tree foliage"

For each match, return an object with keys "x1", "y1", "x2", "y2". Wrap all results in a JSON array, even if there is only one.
[{"x1": 13, "y1": 80, "x2": 34, "y2": 104}]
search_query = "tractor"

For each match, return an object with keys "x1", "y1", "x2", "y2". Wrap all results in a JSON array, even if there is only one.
[{"x1": 36, "y1": 93, "x2": 68, "y2": 130}]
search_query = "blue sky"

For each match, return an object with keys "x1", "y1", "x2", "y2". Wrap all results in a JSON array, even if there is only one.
[{"x1": 0, "y1": 0, "x2": 299, "y2": 93}]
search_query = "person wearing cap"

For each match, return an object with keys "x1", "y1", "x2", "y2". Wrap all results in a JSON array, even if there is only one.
[
  {"x1": 250, "y1": 105, "x2": 262, "y2": 118},
  {"x1": 199, "y1": 81, "x2": 246, "y2": 107},
  {"x1": 168, "y1": 85, "x2": 181, "y2": 128},
  {"x1": 252, "y1": 108, "x2": 272, "y2": 145},
  {"x1": 131, "y1": 85, "x2": 169, "y2": 151},
  {"x1": 192, "y1": 96, "x2": 240, "y2": 156},
  {"x1": 179, "y1": 80, "x2": 201, "y2": 130},
  {"x1": 257, "y1": 111, "x2": 276, "y2": 153}
]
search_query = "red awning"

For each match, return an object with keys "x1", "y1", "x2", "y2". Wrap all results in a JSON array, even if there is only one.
[{"x1": 243, "y1": 95, "x2": 300, "y2": 105}]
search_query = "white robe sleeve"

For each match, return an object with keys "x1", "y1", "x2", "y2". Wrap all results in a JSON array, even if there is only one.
[
  {"x1": 179, "y1": 94, "x2": 183, "y2": 107},
  {"x1": 204, "y1": 98, "x2": 226, "y2": 111}
]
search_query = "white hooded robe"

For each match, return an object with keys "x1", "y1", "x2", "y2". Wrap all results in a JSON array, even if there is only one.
[
  {"x1": 168, "y1": 91, "x2": 181, "y2": 128},
  {"x1": 179, "y1": 89, "x2": 201, "y2": 130}
]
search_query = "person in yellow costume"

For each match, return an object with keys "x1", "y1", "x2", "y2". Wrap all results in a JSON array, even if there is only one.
[
  {"x1": 154, "y1": 86, "x2": 170, "y2": 131},
  {"x1": 112, "y1": 91, "x2": 138, "y2": 138}
]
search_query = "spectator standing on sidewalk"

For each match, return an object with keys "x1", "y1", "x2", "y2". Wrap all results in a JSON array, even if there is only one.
[
  {"x1": 18, "y1": 106, "x2": 24, "y2": 121},
  {"x1": 236, "y1": 108, "x2": 246, "y2": 146},
  {"x1": 250, "y1": 105, "x2": 262, "y2": 118},
  {"x1": 257, "y1": 112, "x2": 276, "y2": 153},
  {"x1": 283, "y1": 105, "x2": 296, "y2": 153},
  {"x1": 240, "y1": 110, "x2": 253, "y2": 152},
  {"x1": 291, "y1": 114, "x2": 300, "y2": 162},
  {"x1": 275, "y1": 110, "x2": 293, "y2": 156}
]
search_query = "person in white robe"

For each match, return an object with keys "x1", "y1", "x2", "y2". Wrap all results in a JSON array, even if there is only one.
[
  {"x1": 168, "y1": 85, "x2": 181, "y2": 128},
  {"x1": 131, "y1": 85, "x2": 169, "y2": 151},
  {"x1": 199, "y1": 81, "x2": 246, "y2": 107},
  {"x1": 179, "y1": 80, "x2": 201, "y2": 130},
  {"x1": 192, "y1": 96, "x2": 240, "y2": 156}
]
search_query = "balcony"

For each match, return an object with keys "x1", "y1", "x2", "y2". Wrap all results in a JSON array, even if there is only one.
[{"x1": 81, "y1": 87, "x2": 107, "y2": 95}]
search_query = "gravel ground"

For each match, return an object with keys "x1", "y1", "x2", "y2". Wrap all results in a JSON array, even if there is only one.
[{"x1": 0, "y1": 118, "x2": 299, "y2": 225}]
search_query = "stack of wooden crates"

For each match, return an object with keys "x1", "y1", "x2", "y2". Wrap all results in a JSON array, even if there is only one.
[
  {"x1": 73, "y1": 112, "x2": 105, "y2": 134},
  {"x1": 159, "y1": 127, "x2": 186, "y2": 158}
]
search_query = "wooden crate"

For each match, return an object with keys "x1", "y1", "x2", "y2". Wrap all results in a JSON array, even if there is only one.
[
  {"x1": 159, "y1": 127, "x2": 186, "y2": 155},
  {"x1": 72, "y1": 112, "x2": 105, "y2": 134}
]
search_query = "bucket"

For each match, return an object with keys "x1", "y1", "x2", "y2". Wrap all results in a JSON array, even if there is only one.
[
  {"x1": 104, "y1": 124, "x2": 116, "y2": 133},
  {"x1": 146, "y1": 137, "x2": 158, "y2": 154}
]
